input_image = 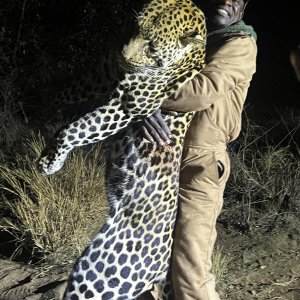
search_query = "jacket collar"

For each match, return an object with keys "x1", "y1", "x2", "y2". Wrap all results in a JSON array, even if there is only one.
[{"x1": 208, "y1": 20, "x2": 257, "y2": 41}]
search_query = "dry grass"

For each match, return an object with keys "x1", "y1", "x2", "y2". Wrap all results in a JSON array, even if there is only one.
[
  {"x1": 229, "y1": 146, "x2": 300, "y2": 209},
  {"x1": 0, "y1": 132, "x2": 108, "y2": 266},
  {"x1": 212, "y1": 245, "x2": 232, "y2": 282},
  {"x1": 225, "y1": 115, "x2": 300, "y2": 229}
]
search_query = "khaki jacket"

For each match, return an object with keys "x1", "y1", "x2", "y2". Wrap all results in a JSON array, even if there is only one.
[{"x1": 162, "y1": 35, "x2": 257, "y2": 149}]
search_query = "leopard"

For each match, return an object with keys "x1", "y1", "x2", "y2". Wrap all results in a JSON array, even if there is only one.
[{"x1": 38, "y1": 0, "x2": 206, "y2": 299}]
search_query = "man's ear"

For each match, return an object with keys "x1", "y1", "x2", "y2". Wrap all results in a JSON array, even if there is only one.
[{"x1": 240, "y1": 11, "x2": 244, "y2": 20}]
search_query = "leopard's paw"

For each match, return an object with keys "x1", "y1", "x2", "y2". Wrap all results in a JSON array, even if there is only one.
[{"x1": 38, "y1": 149, "x2": 69, "y2": 175}]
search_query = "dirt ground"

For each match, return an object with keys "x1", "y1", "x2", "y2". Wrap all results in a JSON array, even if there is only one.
[
  {"x1": 216, "y1": 213, "x2": 300, "y2": 299},
  {"x1": 0, "y1": 213, "x2": 299, "y2": 300}
]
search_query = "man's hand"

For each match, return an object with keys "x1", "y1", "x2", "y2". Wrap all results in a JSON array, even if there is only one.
[{"x1": 142, "y1": 109, "x2": 177, "y2": 145}]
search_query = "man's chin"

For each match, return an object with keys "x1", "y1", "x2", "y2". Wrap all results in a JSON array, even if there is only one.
[{"x1": 208, "y1": 18, "x2": 229, "y2": 30}]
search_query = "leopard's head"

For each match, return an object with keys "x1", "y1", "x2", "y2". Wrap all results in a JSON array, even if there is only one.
[{"x1": 120, "y1": 0, "x2": 206, "y2": 74}]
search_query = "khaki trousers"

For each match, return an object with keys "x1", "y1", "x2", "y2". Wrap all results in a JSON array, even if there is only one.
[{"x1": 171, "y1": 146, "x2": 230, "y2": 300}]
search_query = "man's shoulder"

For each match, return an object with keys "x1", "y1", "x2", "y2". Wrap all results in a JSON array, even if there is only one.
[
  {"x1": 223, "y1": 35, "x2": 257, "y2": 47},
  {"x1": 206, "y1": 35, "x2": 257, "y2": 64},
  {"x1": 207, "y1": 34, "x2": 256, "y2": 55}
]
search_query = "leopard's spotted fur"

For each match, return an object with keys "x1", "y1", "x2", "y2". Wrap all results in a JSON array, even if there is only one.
[{"x1": 39, "y1": 0, "x2": 206, "y2": 299}]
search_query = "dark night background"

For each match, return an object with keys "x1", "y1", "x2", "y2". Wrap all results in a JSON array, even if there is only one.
[{"x1": 244, "y1": 1, "x2": 300, "y2": 111}]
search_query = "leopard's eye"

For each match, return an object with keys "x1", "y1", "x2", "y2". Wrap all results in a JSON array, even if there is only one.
[
  {"x1": 148, "y1": 41, "x2": 157, "y2": 53},
  {"x1": 188, "y1": 31, "x2": 199, "y2": 38}
]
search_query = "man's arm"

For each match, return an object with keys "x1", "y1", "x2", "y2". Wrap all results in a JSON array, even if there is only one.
[{"x1": 161, "y1": 36, "x2": 257, "y2": 112}]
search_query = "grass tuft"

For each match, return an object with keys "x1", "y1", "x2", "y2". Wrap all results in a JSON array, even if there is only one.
[
  {"x1": 0, "y1": 132, "x2": 108, "y2": 266},
  {"x1": 212, "y1": 245, "x2": 232, "y2": 282}
]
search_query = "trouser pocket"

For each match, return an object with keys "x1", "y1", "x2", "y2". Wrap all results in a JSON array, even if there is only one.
[
  {"x1": 212, "y1": 150, "x2": 230, "y2": 187},
  {"x1": 217, "y1": 160, "x2": 224, "y2": 178}
]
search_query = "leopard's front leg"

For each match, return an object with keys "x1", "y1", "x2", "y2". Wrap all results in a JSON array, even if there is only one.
[
  {"x1": 38, "y1": 98, "x2": 129, "y2": 175},
  {"x1": 38, "y1": 81, "x2": 163, "y2": 175}
]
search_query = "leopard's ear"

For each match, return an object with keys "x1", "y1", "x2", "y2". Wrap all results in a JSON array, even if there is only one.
[{"x1": 180, "y1": 31, "x2": 206, "y2": 47}]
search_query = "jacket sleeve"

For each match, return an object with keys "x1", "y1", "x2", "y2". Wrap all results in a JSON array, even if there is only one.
[{"x1": 161, "y1": 36, "x2": 257, "y2": 112}]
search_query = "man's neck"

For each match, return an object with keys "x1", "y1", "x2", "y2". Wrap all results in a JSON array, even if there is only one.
[{"x1": 207, "y1": 19, "x2": 243, "y2": 33}]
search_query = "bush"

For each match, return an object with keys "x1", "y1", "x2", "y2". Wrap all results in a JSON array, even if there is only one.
[{"x1": 224, "y1": 115, "x2": 300, "y2": 230}]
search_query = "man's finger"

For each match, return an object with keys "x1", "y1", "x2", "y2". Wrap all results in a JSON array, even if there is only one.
[
  {"x1": 154, "y1": 110, "x2": 173, "y2": 138},
  {"x1": 161, "y1": 109, "x2": 178, "y2": 116},
  {"x1": 156, "y1": 116, "x2": 172, "y2": 138},
  {"x1": 142, "y1": 125, "x2": 155, "y2": 143},
  {"x1": 144, "y1": 119, "x2": 168, "y2": 145}
]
